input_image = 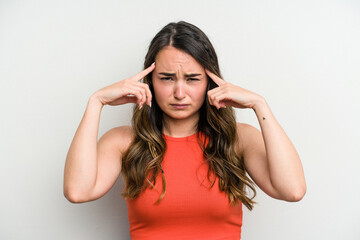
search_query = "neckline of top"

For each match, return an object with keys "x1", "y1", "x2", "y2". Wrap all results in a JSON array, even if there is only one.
[{"x1": 162, "y1": 132, "x2": 199, "y2": 142}]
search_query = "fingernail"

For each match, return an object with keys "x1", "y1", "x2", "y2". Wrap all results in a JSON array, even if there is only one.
[
  {"x1": 139, "y1": 104, "x2": 143, "y2": 109},
  {"x1": 151, "y1": 62, "x2": 155, "y2": 66},
  {"x1": 149, "y1": 102, "x2": 152, "y2": 107}
]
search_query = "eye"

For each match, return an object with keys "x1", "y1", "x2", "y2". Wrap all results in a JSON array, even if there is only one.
[
  {"x1": 160, "y1": 77, "x2": 172, "y2": 81},
  {"x1": 188, "y1": 78, "x2": 200, "y2": 81}
]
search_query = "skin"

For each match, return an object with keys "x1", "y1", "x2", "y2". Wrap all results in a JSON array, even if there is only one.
[{"x1": 63, "y1": 45, "x2": 306, "y2": 203}]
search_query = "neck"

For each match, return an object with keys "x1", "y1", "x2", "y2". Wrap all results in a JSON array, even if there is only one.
[{"x1": 162, "y1": 114, "x2": 199, "y2": 137}]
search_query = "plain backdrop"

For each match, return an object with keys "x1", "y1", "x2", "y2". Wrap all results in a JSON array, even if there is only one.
[{"x1": 1, "y1": 0, "x2": 359, "y2": 239}]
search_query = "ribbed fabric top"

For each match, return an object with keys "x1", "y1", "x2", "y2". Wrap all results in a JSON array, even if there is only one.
[{"x1": 126, "y1": 132, "x2": 242, "y2": 240}]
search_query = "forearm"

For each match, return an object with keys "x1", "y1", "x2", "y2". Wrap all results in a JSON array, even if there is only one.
[
  {"x1": 63, "y1": 94, "x2": 104, "y2": 202},
  {"x1": 253, "y1": 98, "x2": 306, "y2": 200}
]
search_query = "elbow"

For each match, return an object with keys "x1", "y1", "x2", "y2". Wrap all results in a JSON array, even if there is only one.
[
  {"x1": 63, "y1": 188, "x2": 88, "y2": 204},
  {"x1": 288, "y1": 185, "x2": 307, "y2": 202},
  {"x1": 64, "y1": 189, "x2": 80, "y2": 203},
  {"x1": 289, "y1": 190, "x2": 306, "y2": 202}
]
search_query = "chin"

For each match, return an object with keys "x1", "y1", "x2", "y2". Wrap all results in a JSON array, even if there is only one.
[
  {"x1": 167, "y1": 113, "x2": 191, "y2": 120},
  {"x1": 163, "y1": 111, "x2": 197, "y2": 120}
]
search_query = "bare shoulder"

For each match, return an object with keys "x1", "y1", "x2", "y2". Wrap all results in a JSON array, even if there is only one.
[
  {"x1": 98, "y1": 125, "x2": 135, "y2": 155},
  {"x1": 236, "y1": 122, "x2": 261, "y2": 137},
  {"x1": 235, "y1": 122, "x2": 263, "y2": 155}
]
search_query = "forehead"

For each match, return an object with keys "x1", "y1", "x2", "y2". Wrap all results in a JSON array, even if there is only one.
[{"x1": 154, "y1": 46, "x2": 204, "y2": 72}]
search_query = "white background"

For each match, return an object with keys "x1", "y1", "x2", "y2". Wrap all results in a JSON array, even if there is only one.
[{"x1": 1, "y1": 0, "x2": 359, "y2": 239}]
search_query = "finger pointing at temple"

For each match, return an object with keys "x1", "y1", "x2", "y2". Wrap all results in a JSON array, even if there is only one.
[
  {"x1": 130, "y1": 62, "x2": 156, "y2": 82},
  {"x1": 205, "y1": 69, "x2": 225, "y2": 86}
]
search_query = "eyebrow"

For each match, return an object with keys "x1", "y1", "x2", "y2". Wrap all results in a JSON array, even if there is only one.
[{"x1": 158, "y1": 72, "x2": 202, "y2": 77}]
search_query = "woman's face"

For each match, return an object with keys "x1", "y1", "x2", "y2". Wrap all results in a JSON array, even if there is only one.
[{"x1": 152, "y1": 46, "x2": 208, "y2": 122}]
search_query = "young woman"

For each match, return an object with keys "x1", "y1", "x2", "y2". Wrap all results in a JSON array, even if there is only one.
[{"x1": 64, "y1": 21, "x2": 306, "y2": 239}]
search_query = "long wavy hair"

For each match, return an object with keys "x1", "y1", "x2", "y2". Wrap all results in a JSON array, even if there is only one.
[{"x1": 121, "y1": 21, "x2": 256, "y2": 210}]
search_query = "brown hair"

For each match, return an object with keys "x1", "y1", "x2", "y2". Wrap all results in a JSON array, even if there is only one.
[{"x1": 121, "y1": 21, "x2": 256, "y2": 210}]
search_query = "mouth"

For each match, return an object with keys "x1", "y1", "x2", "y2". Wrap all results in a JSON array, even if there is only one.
[{"x1": 170, "y1": 104, "x2": 190, "y2": 110}]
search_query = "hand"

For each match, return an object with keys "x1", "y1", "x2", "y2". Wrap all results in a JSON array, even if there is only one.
[
  {"x1": 93, "y1": 63, "x2": 155, "y2": 108},
  {"x1": 205, "y1": 69, "x2": 264, "y2": 110}
]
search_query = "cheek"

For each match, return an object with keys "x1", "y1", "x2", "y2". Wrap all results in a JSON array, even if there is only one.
[
  {"x1": 153, "y1": 84, "x2": 170, "y2": 102},
  {"x1": 191, "y1": 86, "x2": 208, "y2": 103}
]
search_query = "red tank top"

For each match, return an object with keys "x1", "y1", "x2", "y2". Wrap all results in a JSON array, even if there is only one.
[{"x1": 126, "y1": 132, "x2": 243, "y2": 240}]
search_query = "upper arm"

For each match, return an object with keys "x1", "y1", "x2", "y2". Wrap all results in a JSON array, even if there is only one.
[
  {"x1": 237, "y1": 122, "x2": 281, "y2": 199},
  {"x1": 89, "y1": 125, "x2": 133, "y2": 201}
]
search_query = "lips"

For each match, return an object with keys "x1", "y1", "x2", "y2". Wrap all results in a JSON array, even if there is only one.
[{"x1": 170, "y1": 104, "x2": 189, "y2": 109}]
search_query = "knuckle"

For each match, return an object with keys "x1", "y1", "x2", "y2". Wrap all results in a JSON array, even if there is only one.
[{"x1": 142, "y1": 82, "x2": 150, "y2": 89}]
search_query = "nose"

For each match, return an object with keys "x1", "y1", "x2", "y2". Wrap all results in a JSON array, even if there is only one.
[{"x1": 174, "y1": 81, "x2": 185, "y2": 100}]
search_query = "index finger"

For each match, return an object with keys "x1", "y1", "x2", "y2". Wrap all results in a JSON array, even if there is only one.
[
  {"x1": 205, "y1": 69, "x2": 225, "y2": 86},
  {"x1": 130, "y1": 62, "x2": 156, "y2": 81}
]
